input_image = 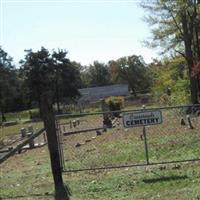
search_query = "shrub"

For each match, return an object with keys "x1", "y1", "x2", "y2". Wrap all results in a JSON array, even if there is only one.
[{"x1": 105, "y1": 96, "x2": 124, "y2": 117}]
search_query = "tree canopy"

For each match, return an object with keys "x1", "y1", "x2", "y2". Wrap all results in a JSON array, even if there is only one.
[
  {"x1": 108, "y1": 55, "x2": 150, "y2": 96},
  {"x1": 141, "y1": 0, "x2": 200, "y2": 103},
  {"x1": 20, "y1": 47, "x2": 81, "y2": 113},
  {"x1": 0, "y1": 47, "x2": 19, "y2": 121}
]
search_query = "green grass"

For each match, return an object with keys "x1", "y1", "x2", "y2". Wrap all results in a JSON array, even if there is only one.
[
  {"x1": 0, "y1": 109, "x2": 44, "y2": 142},
  {"x1": 4, "y1": 109, "x2": 35, "y2": 121},
  {"x1": 1, "y1": 106, "x2": 200, "y2": 199},
  {"x1": 1, "y1": 147, "x2": 200, "y2": 200},
  {"x1": 0, "y1": 121, "x2": 43, "y2": 142}
]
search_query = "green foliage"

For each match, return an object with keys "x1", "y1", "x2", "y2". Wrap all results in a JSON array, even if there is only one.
[
  {"x1": 150, "y1": 57, "x2": 190, "y2": 105},
  {"x1": 141, "y1": 0, "x2": 200, "y2": 56},
  {"x1": 141, "y1": 0, "x2": 200, "y2": 103},
  {"x1": 168, "y1": 78, "x2": 190, "y2": 105},
  {"x1": 0, "y1": 47, "x2": 25, "y2": 121},
  {"x1": 105, "y1": 96, "x2": 124, "y2": 112},
  {"x1": 108, "y1": 55, "x2": 150, "y2": 95},
  {"x1": 83, "y1": 61, "x2": 111, "y2": 87},
  {"x1": 20, "y1": 47, "x2": 81, "y2": 112}
]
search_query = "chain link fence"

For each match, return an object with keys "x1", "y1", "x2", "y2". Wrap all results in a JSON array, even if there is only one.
[{"x1": 56, "y1": 104, "x2": 200, "y2": 172}]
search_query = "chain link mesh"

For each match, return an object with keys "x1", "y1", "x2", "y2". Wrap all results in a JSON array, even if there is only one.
[{"x1": 57, "y1": 105, "x2": 200, "y2": 172}]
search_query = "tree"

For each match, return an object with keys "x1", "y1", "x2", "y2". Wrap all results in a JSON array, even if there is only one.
[
  {"x1": 86, "y1": 61, "x2": 111, "y2": 87},
  {"x1": 108, "y1": 60, "x2": 125, "y2": 84},
  {"x1": 20, "y1": 47, "x2": 81, "y2": 113},
  {"x1": 20, "y1": 47, "x2": 53, "y2": 114},
  {"x1": 141, "y1": 0, "x2": 200, "y2": 104},
  {"x1": 20, "y1": 47, "x2": 71, "y2": 199},
  {"x1": 52, "y1": 50, "x2": 81, "y2": 112},
  {"x1": 108, "y1": 55, "x2": 150, "y2": 96},
  {"x1": 0, "y1": 47, "x2": 18, "y2": 121},
  {"x1": 149, "y1": 56, "x2": 190, "y2": 105}
]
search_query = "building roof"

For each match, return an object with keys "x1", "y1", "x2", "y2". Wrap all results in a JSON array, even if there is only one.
[{"x1": 78, "y1": 84, "x2": 129, "y2": 103}]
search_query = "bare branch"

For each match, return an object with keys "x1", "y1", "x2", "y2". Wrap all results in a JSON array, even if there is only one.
[{"x1": 175, "y1": 49, "x2": 186, "y2": 58}]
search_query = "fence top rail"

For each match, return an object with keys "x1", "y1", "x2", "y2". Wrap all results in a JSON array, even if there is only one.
[{"x1": 55, "y1": 104, "x2": 200, "y2": 118}]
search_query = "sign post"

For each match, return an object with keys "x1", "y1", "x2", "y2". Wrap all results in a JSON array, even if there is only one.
[
  {"x1": 143, "y1": 125, "x2": 149, "y2": 165},
  {"x1": 123, "y1": 106, "x2": 162, "y2": 165},
  {"x1": 142, "y1": 106, "x2": 149, "y2": 165}
]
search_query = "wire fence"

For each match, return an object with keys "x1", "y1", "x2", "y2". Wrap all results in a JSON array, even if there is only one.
[{"x1": 56, "y1": 104, "x2": 200, "y2": 172}]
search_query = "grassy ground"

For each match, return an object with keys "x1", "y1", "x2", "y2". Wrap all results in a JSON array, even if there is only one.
[
  {"x1": 0, "y1": 121, "x2": 43, "y2": 146},
  {"x1": 1, "y1": 106, "x2": 200, "y2": 199},
  {"x1": 0, "y1": 109, "x2": 43, "y2": 144},
  {"x1": 1, "y1": 146, "x2": 200, "y2": 200}
]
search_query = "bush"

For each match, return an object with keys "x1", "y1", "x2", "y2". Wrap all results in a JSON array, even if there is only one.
[{"x1": 105, "y1": 96, "x2": 124, "y2": 117}]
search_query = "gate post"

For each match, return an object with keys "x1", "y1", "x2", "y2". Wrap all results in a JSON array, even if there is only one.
[{"x1": 40, "y1": 92, "x2": 70, "y2": 200}]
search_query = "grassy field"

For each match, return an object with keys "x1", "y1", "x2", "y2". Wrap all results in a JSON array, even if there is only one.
[
  {"x1": 0, "y1": 109, "x2": 43, "y2": 144},
  {"x1": 1, "y1": 145, "x2": 200, "y2": 200},
  {"x1": 1, "y1": 106, "x2": 200, "y2": 199}
]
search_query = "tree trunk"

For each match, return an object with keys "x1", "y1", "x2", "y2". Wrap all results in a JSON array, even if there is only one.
[
  {"x1": 40, "y1": 92, "x2": 70, "y2": 200},
  {"x1": 181, "y1": 11, "x2": 199, "y2": 104}
]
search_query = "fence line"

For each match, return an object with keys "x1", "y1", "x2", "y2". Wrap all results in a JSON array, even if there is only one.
[{"x1": 56, "y1": 104, "x2": 200, "y2": 172}]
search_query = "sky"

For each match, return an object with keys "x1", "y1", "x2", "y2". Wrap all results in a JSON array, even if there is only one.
[{"x1": 0, "y1": 0, "x2": 158, "y2": 66}]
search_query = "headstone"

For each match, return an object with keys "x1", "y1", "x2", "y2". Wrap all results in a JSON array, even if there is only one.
[
  {"x1": 96, "y1": 130, "x2": 102, "y2": 136},
  {"x1": 27, "y1": 126, "x2": 35, "y2": 148},
  {"x1": 76, "y1": 118, "x2": 80, "y2": 125},
  {"x1": 181, "y1": 118, "x2": 186, "y2": 125},
  {"x1": 187, "y1": 115, "x2": 194, "y2": 129},
  {"x1": 20, "y1": 128, "x2": 26, "y2": 137},
  {"x1": 72, "y1": 120, "x2": 76, "y2": 128}
]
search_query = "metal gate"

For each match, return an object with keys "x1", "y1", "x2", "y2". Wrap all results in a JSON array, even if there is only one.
[{"x1": 56, "y1": 104, "x2": 200, "y2": 172}]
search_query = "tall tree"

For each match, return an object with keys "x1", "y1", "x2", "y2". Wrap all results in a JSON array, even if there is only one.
[
  {"x1": 0, "y1": 47, "x2": 18, "y2": 121},
  {"x1": 86, "y1": 61, "x2": 111, "y2": 87},
  {"x1": 20, "y1": 47, "x2": 80, "y2": 113},
  {"x1": 20, "y1": 47, "x2": 53, "y2": 114},
  {"x1": 142, "y1": 0, "x2": 200, "y2": 104},
  {"x1": 109, "y1": 55, "x2": 150, "y2": 96},
  {"x1": 108, "y1": 60, "x2": 125, "y2": 84},
  {"x1": 149, "y1": 56, "x2": 190, "y2": 105},
  {"x1": 52, "y1": 50, "x2": 81, "y2": 112}
]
